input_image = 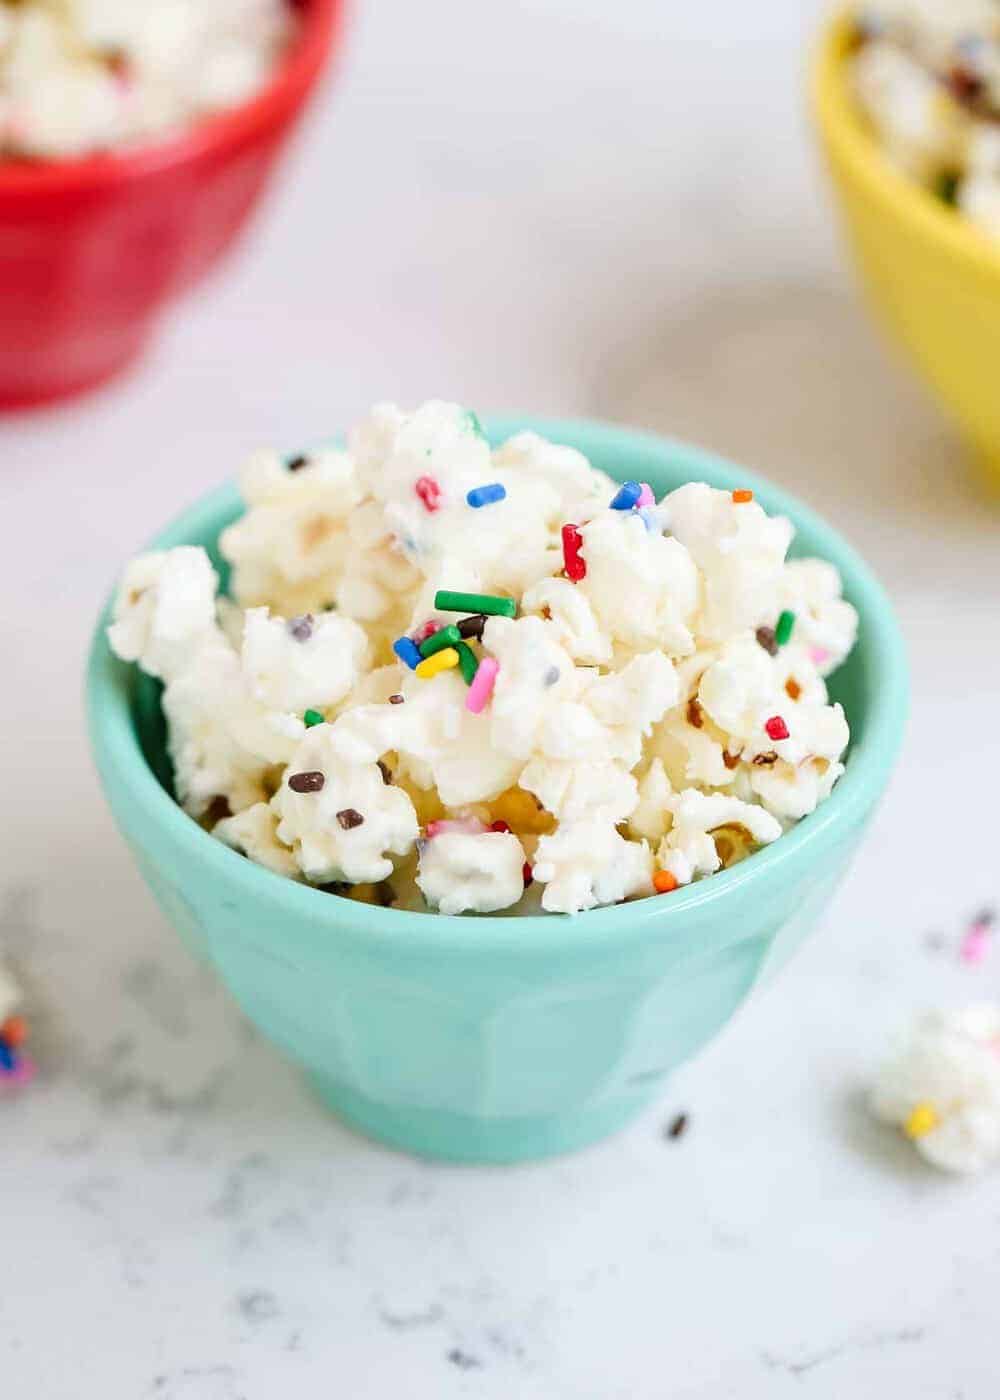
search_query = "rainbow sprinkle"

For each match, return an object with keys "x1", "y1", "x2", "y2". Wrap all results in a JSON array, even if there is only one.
[
  {"x1": 466, "y1": 483, "x2": 506, "y2": 508},
  {"x1": 775, "y1": 610, "x2": 796, "y2": 646},
  {"x1": 456, "y1": 640, "x2": 479, "y2": 685},
  {"x1": 415, "y1": 648, "x2": 460, "y2": 679},
  {"x1": 465, "y1": 656, "x2": 499, "y2": 713},
  {"x1": 415, "y1": 476, "x2": 442, "y2": 512},
  {"x1": 610, "y1": 481, "x2": 642, "y2": 511},
  {"x1": 637, "y1": 482, "x2": 655, "y2": 508},
  {"x1": 435, "y1": 590, "x2": 516, "y2": 619},
  {"x1": 419, "y1": 624, "x2": 462, "y2": 658},
  {"x1": 765, "y1": 715, "x2": 790, "y2": 742},
  {"x1": 303, "y1": 709, "x2": 325, "y2": 728},
  {"x1": 392, "y1": 636, "x2": 423, "y2": 670},
  {"x1": 561, "y1": 523, "x2": 586, "y2": 581}
]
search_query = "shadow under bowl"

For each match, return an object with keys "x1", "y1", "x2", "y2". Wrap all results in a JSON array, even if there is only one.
[{"x1": 87, "y1": 418, "x2": 909, "y2": 1162}]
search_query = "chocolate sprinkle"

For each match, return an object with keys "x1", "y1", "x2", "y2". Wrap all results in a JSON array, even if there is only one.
[
  {"x1": 377, "y1": 760, "x2": 392, "y2": 785},
  {"x1": 388, "y1": 693, "x2": 405, "y2": 705},
  {"x1": 666, "y1": 1112, "x2": 689, "y2": 1141},
  {"x1": 287, "y1": 454, "x2": 309, "y2": 472},
  {"x1": 337, "y1": 808, "x2": 364, "y2": 830},
  {"x1": 752, "y1": 751, "x2": 779, "y2": 767},
  {"x1": 755, "y1": 625, "x2": 778, "y2": 656},
  {"x1": 686, "y1": 697, "x2": 704, "y2": 729},
  {"x1": 287, "y1": 613, "x2": 314, "y2": 642},
  {"x1": 289, "y1": 770, "x2": 325, "y2": 793},
  {"x1": 457, "y1": 614, "x2": 486, "y2": 640}
]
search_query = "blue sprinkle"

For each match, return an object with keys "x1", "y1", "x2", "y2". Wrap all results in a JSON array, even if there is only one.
[
  {"x1": 466, "y1": 483, "x2": 507, "y2": 508},
  {"x1": 610, "y1": 481, "x2": 642, "y2": 511},
  {"x1": 0, "y1": 1041, "x2": 15, "y2": 1073},
  {"x1": 392, "y1": 637, "x2": 422, "y2": 670}
]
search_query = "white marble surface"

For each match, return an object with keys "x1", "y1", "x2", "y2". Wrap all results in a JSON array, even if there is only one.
[{"x1": 4, "y1": 1, "x2": 1000, "y2": 1395}]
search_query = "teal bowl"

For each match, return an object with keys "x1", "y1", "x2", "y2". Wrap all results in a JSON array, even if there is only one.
[{"x1": 87, "y1": 419, "x2": 908, "y2": 1163}]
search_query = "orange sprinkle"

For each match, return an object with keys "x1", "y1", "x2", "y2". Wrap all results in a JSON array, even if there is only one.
[
  {"x1": 0, "y1": 1016, "x2": 26, "y2": 1048},
  {"x1": 732, "y1": 489, "x2": 753, "y2": 504},
  {"x1": 785, "y1": 677, "x2": 802, "y2": 701},
  {"x1": 653, "y1": 870, "x2": 679, "y2": 894}
]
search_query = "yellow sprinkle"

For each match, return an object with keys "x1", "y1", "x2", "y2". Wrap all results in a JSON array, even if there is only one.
[
  {"x1": 415, "y1": 647, "x2": 460, "y2": 679},
  {"x1": 904, "y1": 1102, "x2": 938, "y2": 1140}
]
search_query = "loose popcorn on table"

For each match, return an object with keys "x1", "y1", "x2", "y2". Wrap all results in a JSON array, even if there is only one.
[
  {"x1": 871, "y1": 1005, "x2": 1000, "y2": 1174},
  {"x1": 108, "y1": 400, "x2": 859, "y2": 916},
  {"x1": 851, "y1": 2, "x2": 1000, "y2": 241},
  {"x1": 0, "y1": 0, "x2": 294, "y2": 161}
]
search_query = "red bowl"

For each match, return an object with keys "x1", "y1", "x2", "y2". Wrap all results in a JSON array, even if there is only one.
[{"x1": 0, "y1": 0, "x2": 344, "y2": 409}]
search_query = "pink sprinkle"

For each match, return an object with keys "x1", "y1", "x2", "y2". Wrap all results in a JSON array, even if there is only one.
[
  {"x1": 810, "y1": 646, "x2": 831, "y2": 667},
  {"x1": 961, "y1": 927, "x2": 992, "y2": 965},
  {"x1": 0, "y1": 1054, "x2": 35, "y2": 1089},
  {"x1": 413, "y1": 620, "x2": 440, "y2": 643},
  {"x1": 466, "y1": 656, "x2": 499, "y2": 714},
  {"x1": 637, "y1": 482, "x2": 655, "y2": 509}
]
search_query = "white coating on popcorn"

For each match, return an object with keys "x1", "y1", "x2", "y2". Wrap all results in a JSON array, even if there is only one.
[
  {"x1": 1, "y1": 0, "x2": 294, "y2": 161},
  {"x1": 109, "y1": 400, "x2": 858, "y2": 915},
  {"x1": 871, "y1": 1004, "x2": 1000, "y2": 1175}
]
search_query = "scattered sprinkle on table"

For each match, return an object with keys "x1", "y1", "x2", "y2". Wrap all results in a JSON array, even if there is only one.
[
  {"x1": 561, "y1": 522, "x2": 586, "y2": 581},
  {"x1": 434, "y1": 590, "x2": 517, "y2": 618},
  {"x1": 415, "y1": 647, "x2": 460, "y2": 679},
  {"x1": 415, "y1": 475, "x2": 442, "y2": 512},
  {"x1": 960, "y1": 909, "x2": 995, "y2": 965},
  {"x1": 419, "y1": 624, "x2": 462, "y2": 658},
  {"x1": 289, "y1": 771, "x2": 325, "y2": 793},
  {"x1": 610, "y1": 480, "x2": 642, "y2": 511},
  {"x1": 775, "y1": 609, "x2": 796, "y2": 646},
  {"x1": 286, "y1": 454, "x2": 309, "y2": 472},
  {"x1": 466, "y1": 483, "x2": 506, "y2": 508},
  {"x1": 732, "y1": 489, "x2": 753, "y2": 504},
  {"x1": 392, "y1": 636, "x2": 423, "y2": 670},
  {"x1": 765, "y1": 715, "x2": 790, "y2": 742},
  {"x1": 653, "y1": 869, "x2": 679, "y2": 894},
  {"x1": 666, "y1": 1112, "x2": 689, "y2": 1140},
  {"x1": 303, "y1": 709, "x2": 324, "y2": 728},
  {"x1": 465, "y1": 655, "x2": 499, "y2": 713},
  {"x1": 337, "y1": 808, "x2": 365, "y2": 830}
]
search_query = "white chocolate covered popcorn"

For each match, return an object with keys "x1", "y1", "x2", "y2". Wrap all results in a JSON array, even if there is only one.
[
  {"x1": 109, "y1": 401, "x2": 858, "y2": 915},
  {"x1": 416, "y1": 829, "x2": 527, "y2": 915},
  {"x1": 871, "y1": 1005, "x2": 1000, "y2": 1174},
  {"x1": 1, "y1": 0, "x2": 293, "y2": 161},
  {"x1": 851, "y1": 4, "x2": 1000, "y2": 242}
]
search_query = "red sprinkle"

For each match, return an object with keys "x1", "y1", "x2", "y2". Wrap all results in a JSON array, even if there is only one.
[
  {"x1": 562, "y1": 523, "x2": 586, "y2": 582},
  {"x1": 490, "y1": 820, "x2": 511, "y2": 833},
  {"x1": 765, "y1": 715, "x2": 790, "y2": 742},
  {"x1": 1, "y1": 1016, "x2": 27, "y2": 1048},
  {"x1": 413, "y1": 619, "x2": 440, "y2": 643},
  {"x1": 415, "y1": 475, "x2": 442, "y2": 512},
  {"x1": 522, "y1": 863, "x2": 533, "y2": 885}
]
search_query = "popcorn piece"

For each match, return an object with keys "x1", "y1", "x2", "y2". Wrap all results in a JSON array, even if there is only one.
[
  {"x1": 220, "y1": 448, "x2": 361, "y2": 615},
  {"x1": 241, "y1": 607, "x2": 370, "y2": 714},
  {"x1": 519, "y1": 757, "x2": 638, "y2": 825},
  {"x1": 663, "y1": 483, "x2": 793, "y2": 641},
  {"x1": 777, "y1": 560, "x2": 859, "y2": 677},
  {"x1": 656, "y1": 789, "x2": 782, "y2": 886},
  {"x1": 273, "y1": 727, "x2": 419, "y2": 885},
  {"x1": 416, "y1": 830, "x2": 527, "y2": 915},
  {"x1": 577, "y1": 511, "x2": 699, "y2": 655},
  {"x1": 533, "y1": 820, "x2": 654, "y2": 914},
  {"x1": 108, "y1": 547, "x2": 219, "y2": 683},
  {"x1": 871, "y1": 1005, "x2": 1000, "y2": 1174},
  {"x1": 214, "y1": 801, "x2": 298, "y2": 878},
  {"x1": 520, "y1": 576, "x2": 612, "y2": 665}
]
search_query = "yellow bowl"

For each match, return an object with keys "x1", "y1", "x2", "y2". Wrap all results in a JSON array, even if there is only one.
[{"x1": 811, "y1": 11, "x2": 1000, "y2": 487}]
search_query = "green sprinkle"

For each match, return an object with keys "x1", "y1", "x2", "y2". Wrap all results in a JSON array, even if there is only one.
[
  {"x1": 434, "y1": 590, "x2": 517, "y2": 618},
  {"x1": 303, "y1": 709, "x2": 325, "y2": 728},
  {"x1": 456, "y1": 640, "x2": 479, "y2": 685},
  {"x1": 935, "y1": 170, "x2": 960, "y2": 207},
  {"x1": 418, "y1": 624, "x2": 462, "y2": 658},
  {"x1": 775, "y1": 610, "x2": 796, "y2": 647},
  {"x1": 465, "y1": 410, "x2": 485, "y2": 438}
]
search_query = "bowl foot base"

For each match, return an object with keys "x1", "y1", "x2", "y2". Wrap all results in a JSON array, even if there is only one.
[
  {"x1": 0, "y1": 332, "x2": 148, "y2": 412},
  {"x1": 307, "y1": 1072, "x2": 658, "y2": 1164}
]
